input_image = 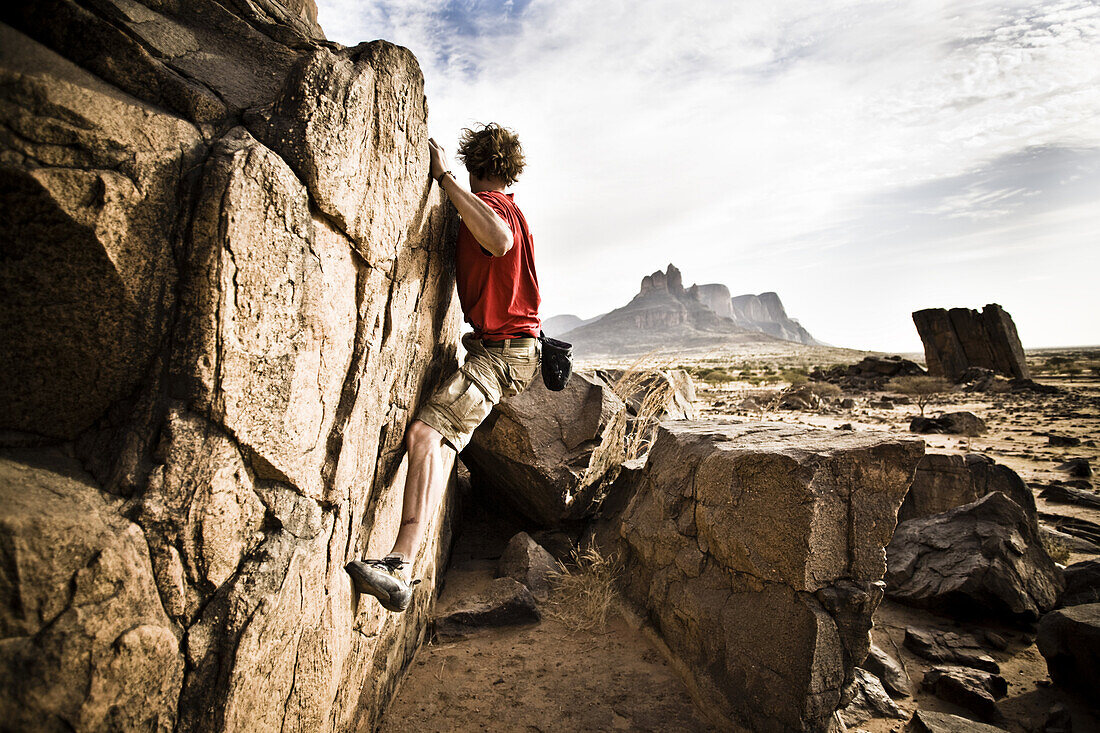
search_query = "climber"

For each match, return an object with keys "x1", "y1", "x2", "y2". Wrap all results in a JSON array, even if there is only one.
[{"x1": 345, "y1": 123, "x2": 541, "y2": 612}]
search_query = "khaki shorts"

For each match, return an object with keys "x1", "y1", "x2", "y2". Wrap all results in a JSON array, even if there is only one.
[{"x1": 417, "y1": 332, "x2": 540, "y2": 452}]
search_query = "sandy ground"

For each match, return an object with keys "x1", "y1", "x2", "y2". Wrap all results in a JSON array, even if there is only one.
[{"x1": 381, "y1": 347, "x2": 1100, "y2": 732}]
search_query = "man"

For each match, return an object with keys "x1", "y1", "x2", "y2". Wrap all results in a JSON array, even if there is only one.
[{"x1": 345, "y1": 123, "x2": 541, "y2": 612}]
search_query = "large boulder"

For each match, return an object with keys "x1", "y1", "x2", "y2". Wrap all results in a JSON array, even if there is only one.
[
  {"x1": 0, "y1": 24, "x2": 203, "y2": 440},
  {"x1": 616, "y1": 421, "x2": 924, "y2": 731},
  {"x1": 898, "y1": 453, "x2": 1037, "y2": 530},
  {"x1": 1036, "y1": 603, "x2": 1100, "y2": 696},
  {"x1": 0, "y1": 451, "x2": 183, "y2": 732},
  {"x1": 886, "y1": 492, "x2": 1063, "y2": 621},
  {"x1": 909, "y1": 411, "x2": 987, "y2": 436},
  {"x1": 0, "y1": 5, "x2": 464, "y2": 732},
  {"x1": 463, "y1": 372, "x2": 628, "y2": 526},
  {"x1": 1059, "y1": 560, "x2": 1100, "y2": 608},
  {"x1": 913, "y1": 304, "x2": 1029, "y2": 381}
]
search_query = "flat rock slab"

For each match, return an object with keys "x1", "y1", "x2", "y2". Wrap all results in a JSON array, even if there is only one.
[
  {"x1": 618, "y1": 420, "x2": 924, "y2": 732},
  {"x1": 1036, "y1": 602, "x2": 1100, "y2": 696},
  {"x1": 910, "y1": 412, "x2": 988, "y2": 436},
  {"x1": 904, "y1": 627, "x2": 999, "y2": 672},
  {"x1": 862, "y1": 643, "x2": 912, "y2": 698},
  {"x1": 434, "y1": 578, "x2": 541, "y2": 641},
  {"x1": 907, "y1": 710, "x2": 1008, "y2": 733},
  {"x1": 921, "y1": 666, "x2": 1008, "y2": 723}
]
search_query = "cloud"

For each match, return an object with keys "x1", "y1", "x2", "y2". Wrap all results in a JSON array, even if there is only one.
[{"x1": 317, "y1": 0, "x2": 1100, "y2": 351}]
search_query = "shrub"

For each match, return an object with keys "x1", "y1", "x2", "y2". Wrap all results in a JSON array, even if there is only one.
[{"x1": 887, "y1": 375, "x2": 952, "y2": 416}]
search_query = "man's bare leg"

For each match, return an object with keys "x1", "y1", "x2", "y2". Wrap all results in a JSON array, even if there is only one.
[{"x1": 389, "y1": 419, "x2": 455, "y2": 561}]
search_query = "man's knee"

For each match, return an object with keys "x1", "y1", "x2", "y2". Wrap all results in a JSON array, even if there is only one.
[{"x1": 406, "y1": 419, "x2": 445, "y2": 456}]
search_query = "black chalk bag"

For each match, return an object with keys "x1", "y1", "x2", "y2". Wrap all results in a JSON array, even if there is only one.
[{"x1": 538, "y1": 331, "x2": 572, "y2": 391}]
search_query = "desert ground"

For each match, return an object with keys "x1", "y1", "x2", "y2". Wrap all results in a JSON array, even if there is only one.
[{"x1": 383, "y1": 345, "x2": 1100, "y2": 732}]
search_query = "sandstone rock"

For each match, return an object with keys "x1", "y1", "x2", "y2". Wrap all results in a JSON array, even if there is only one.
[
  {"x1": 0, "y1": 5, "x2": 465, "y2": 730},
  {"x1": 463, "y1": 372, "x2": 628, "y2": 526},
  {"x1": 862, "y1": 643, "x2": 912, "y2": 698},
  {"x1": 903, "y1": 628, "x2": 999, "y2": 673},
  {"x1": 913, "y1": 304, "x2": 1029, "y2": 381},
  {"x1": 886, "y1": 492, "x2": 1063, "y2": 622},
  {"x1": 909, "y1": 411, "x2": 987, "y2": 436},
  {"x1": 617, "y1": 421, "x2": 924, "y2": 731},
  {"x1": 434, "y1": 578, "x2": 541, "y2": 641},
  {"x1": 0, "y1": 24, "x2": 202, "y2": 439},
  {"x1": 1059, "y1": 560, "x2": 1100, "y2": 607},
  {"x1": 0, "y1": 450, "x2": 183, "y2": 732},
  {"x1": 248, "y1": 41, "x2": 431, "y2": 268},
  {"x1": 1047, "y1": 433, "x2": 1081, "y2": 447},
  {"x1": 921, "y1": 666, "x2": 1007, "y2": 723},
  {"x1": 1036, "y1": 603, "x2": 1100, "y2": 696},
  {"x1": 1056, "y1": 457, "x2": 1091, "y2": 478},
  {"x1": 898, "y1": 453, "x2": 1037, "y2": 531},
  {"x1": 839, "y1": 668, "x2": 906, "y2": 726},
  {"x1": 498, "y1": 532, "x2": 558, "y2": 601},
  {"x1": 907, "y1": 710, "x2": 1007, "y2": 733}
]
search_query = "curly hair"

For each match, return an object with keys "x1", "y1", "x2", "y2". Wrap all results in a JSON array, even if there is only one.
[{"x1": 456, "y1": 123, "x2": 525, "y2": 186}]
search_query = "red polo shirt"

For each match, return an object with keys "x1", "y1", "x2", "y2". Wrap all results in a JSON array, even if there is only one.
[{"x1": 455, "y1": 191, "x2": 541, "y2": 340}]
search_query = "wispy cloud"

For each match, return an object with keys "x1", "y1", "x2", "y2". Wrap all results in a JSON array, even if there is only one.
[{"x1": 318, "y1": 0, "x2": 1100, "y2": 350}]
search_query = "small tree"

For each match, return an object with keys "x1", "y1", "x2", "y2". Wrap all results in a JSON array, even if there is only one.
[{"x1": 886, "y1": 375, "x2": 952, "y2": 416}]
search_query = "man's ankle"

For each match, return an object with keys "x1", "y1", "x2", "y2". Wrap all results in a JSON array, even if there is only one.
[{"x1": 384, "y1": 551, "x2": 407, "y2": 565}]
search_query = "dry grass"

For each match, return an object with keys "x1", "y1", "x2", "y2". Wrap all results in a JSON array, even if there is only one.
[
  {"x1": 543, "y1": 546, "x2": 620, "y2": 633},
  {"x1": 609, "y1": 352, "x2": 678, "y2": 460},
  {"x1": 1042, "y1": 533, "x2": 1071, "y2": 565}
]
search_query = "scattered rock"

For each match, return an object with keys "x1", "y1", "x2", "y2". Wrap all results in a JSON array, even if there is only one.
[
  {"x1": 463, "y1": 372, "x2": 628, "y2": 526},
  {"x1": 810, "y1": 356, "x2": 926, "y2": 391},
  {"x1": 1040, "y1": 513, "x2": 1100, "y2": 548},
  {"x1": 898, "y1": 453, "x2": 1037, "y2": 529},
  {"x1": 1036, "y1": 603, "x2": 1100, "y2": 696},
  {"x1": 837, "y1": 422, "x2": 854, "y2": 431},
  {"x1": 861, "y1": 643, "x2": 912, "y2": 698},
  {"x1": 907, "y1": 709, "x2": 1008, "y2": 732},
  {"x1": 903, "y1": 627, "x2": 999, "y2": 672},
  {"x1": 1047, "y1": 434, "x2": 1081, "y2": 447},
  {"x1": 912, "y1": 304, "x2": 1029, "y2": 381},
  {"x1": 840, "y1": 398, "x2": 857, "y2": 409},
  {"x1": 497, "y1": 532, "x2": 558, "y2": 601},
  {"x1": 910, "y1": 412, "x2": 988, "y2": 436},
  {"x1": 778, "y1": 384, "x2": 821, "y2": 410},
  {"x1": 1056, "y1": 457, "x2": 1092, "y2": 478},
  {"x1": 921, "y1": 666, "x2": 1007, "y2": 722},
  {"x1": 1041, "y1": 525, "x2": 1100, "y2": 555},
  {"x1": 840, "y1": 668, "x2": 906, "y2": 726},
  {"x1": 433, "y1": 578, "x2": 541, "y2": 641},
  {"x1": 886, "y1": 492, "x2": 1064, "y2": 622},
  {"x1": 617, "y1": 420, "x2": 923, "y2": 731},
  {"x1": 1038, "y1": 481, "x2": 1100, "y2": 510},
  {"x1": 1059, "y1": 560, "x2": 1100, "y2": 608}
]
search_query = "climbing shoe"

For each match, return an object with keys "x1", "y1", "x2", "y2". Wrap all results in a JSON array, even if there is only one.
[{"x1": 345, "y1": 557, "x2": 420, "y2": 612}]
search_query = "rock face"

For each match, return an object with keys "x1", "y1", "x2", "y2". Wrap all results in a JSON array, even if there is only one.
[
  {"x1": 898, "y1": 453, "x2": 1037, "y2": 529},
  {"x1": 616, "y1": 421, "x2": 924, "y2": 731},
  {"x1": 913, "y1": 304, "x2": 1030, "y2": 381},
  {"x1": 909, "y1": 412, "x2": 988, "y2": 436},
  {"x1": 463, "y1": 372, "x2": 628, "y2": 526},
  {"x1": 886, "y1": 493, "x2": 1063, "y2": 622},
  {"x1": 729, "y1": 291, "x2": 819, "y2": 345},
  {"x1": 0, "y1": 5, "x2": 462, "y2": 731}
]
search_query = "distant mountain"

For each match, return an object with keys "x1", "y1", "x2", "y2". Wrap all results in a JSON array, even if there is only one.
[
  {"x1": 729, "y1": 292, "x2": 819, "y2": 346},
  {"x1": 548, "y1": 264, "x2": 822, "y2": 356},
  {"x1": 542, "y1": 313, "x2": 596, "y2": 337}
]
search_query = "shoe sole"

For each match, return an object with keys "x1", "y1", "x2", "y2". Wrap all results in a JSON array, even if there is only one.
[{"x1": 345, "y1": 562, "x2": 410, "y2": 612}]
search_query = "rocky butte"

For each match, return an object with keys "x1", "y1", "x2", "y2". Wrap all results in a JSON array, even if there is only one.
[{"x1": 558, "y1": 263, "x2": 821, "y2": 357}]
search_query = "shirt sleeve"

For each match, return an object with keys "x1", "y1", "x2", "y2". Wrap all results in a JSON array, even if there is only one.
[{"x1": 476, "y1": 191, "x2": 513, "y2": 228}]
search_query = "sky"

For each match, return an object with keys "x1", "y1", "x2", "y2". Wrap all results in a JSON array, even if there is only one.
[{"x1": 315, "y1": 0, "x2": 1100, "y2": 352}]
